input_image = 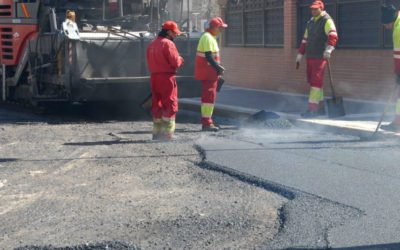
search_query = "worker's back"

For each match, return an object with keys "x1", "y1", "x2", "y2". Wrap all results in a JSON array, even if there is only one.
[{"x1": 147, "y1": 36, "x2": 182, "y2": 74}]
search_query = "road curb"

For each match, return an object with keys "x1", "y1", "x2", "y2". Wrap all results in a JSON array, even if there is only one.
[
  {"x1": 180, "y1": 99, "x2": 258, "y2": 120},
  {"x1": 180, "y1": 99, "x2": 400, "y2": 140}
]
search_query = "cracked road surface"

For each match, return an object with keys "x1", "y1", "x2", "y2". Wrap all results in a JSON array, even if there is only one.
[{"x1": 0, "y1": 106, "x2": 287, "y2": 249}]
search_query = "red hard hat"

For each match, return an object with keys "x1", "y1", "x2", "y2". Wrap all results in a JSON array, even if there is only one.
[
  {"x1": 209, "y1": 17, "x2": 228, "y2": 28},
  {"x1": 310, "y1": 1, "x2": 324, "y2": 10},
  {"x1": 162, "y1": 20, "x2": 182, "y2": 35}
]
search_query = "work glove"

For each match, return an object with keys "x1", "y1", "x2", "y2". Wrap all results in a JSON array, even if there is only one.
[
  {"x1": 296, "y1": 54, "x2": 303, "y2": 63},
  {"x1": 217, "y1": 77, "x2": 225, "y2": 92},
  {"x1": 396, "y1": 74, "x2": 400, "y2": 85},
  {"x1": 217, "y1": 65, "x2": 225, "y2": 76},
  {"x1": 323, "y1": 45, "x2": 335, "y2": 59},
  {"x1": 296, "y1": 54, "x2": 303, "y2": 69}
]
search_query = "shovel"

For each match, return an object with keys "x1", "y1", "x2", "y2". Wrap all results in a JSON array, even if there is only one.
[
  {"x1": 358, "y1": 83, "x2": 400, "y2": 142},
  {"x1": 326, "y1": 60, "x2": 346, "y2": 118},
  {"x1": 373, "y1": 83, "x2": 399, "y2": 135},
  {"x1": 217, "y1": 77, "x2": 225, "y2": 92},
  {"x1": 141, "y1": 93, "x2": 152, "y2": 110}
]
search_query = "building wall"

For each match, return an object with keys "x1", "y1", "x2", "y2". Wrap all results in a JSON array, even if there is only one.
[{"x1": 220, "y1": 0, "x2": 396, "y2": 102}]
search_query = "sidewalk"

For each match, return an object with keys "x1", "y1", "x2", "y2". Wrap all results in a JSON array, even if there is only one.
[
  {"x1": 180, "y1": 85, "x2": 400, "y2": 137},
  {"x1": 205, "y1": 85, "x2": 390, "y2": 114}
]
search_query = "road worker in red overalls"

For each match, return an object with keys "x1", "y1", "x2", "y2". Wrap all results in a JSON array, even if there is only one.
[{"x1": 146, "y1": 21, "x2": 184, "y2": 140}]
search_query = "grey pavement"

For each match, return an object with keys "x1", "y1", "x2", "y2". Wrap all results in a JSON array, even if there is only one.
[{"x1": 197, "y1": 128, "x2": 400, "y2": 248}]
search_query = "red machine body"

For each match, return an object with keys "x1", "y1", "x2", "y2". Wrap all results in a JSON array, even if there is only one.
[
  {"x1": 0, "y1": 0, "x2": 201, "y2": 105},
  {"x1": 0, "y1": 0, "x2": 38, "y2": 66}
]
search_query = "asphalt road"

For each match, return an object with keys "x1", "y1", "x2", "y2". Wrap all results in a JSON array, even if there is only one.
[
  {"x1": 0, "y1": 105, "x2": 287, "y2": 249},
  {"x1": 3, "y1": 102, "x2": 400, "y2": 249},
  {"x1": 197, "y1": 127, "x2": 400, "y2": 249}
]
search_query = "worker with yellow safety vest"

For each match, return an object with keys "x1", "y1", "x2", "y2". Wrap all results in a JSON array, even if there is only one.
[
  {"x1": 195, "y1": 17, "x2": 228, "y2": 132},
  {"x1": 381, "y1": 5, "x2": 400, "y2": 132},
  {"x1": 296, "y1": 1, "x2": 338, "y2": 118}
]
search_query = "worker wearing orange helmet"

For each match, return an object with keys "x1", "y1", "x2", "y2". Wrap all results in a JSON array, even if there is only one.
[
  {"x1": 146, "y1": 21, "x2": 184, "y2": 140},
  {"x1": 195, "y1": 17, "x2": 228, "y2": 132},
  {"x1": 296, "y1": 1, "x2": 338, "y2": 118}
]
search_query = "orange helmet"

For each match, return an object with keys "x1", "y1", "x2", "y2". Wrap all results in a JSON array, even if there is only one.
[
  {"x1": 209, "y1": 17, "x2": 228, "y2": 28},
  {"x1": 310, "y1": 1, "x2": 324, "y2": 10},
  {"x1": 162, "y1": 21, "x2": 182, "y2": 35}
]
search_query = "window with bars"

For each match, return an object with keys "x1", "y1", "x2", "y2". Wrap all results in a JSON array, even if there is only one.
[
  {"x1": 297, "y1": 0, "x2": 400, "y2": 49},
  {"x1": 225, "y1": 0, "x2": 284, "y2": 47}
]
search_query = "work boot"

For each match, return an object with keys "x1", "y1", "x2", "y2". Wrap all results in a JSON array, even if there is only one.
[
  {"x1": 202, "y1": 124, "x2": 220, "y2": 132},
  {"x1": 155, "y1": 132, "x2": 174, "y2": 142},
  {"x1": 152, "y1": 133, "x2": 163, "y2": 141},
  {"x1": 301, "y1": 110, "x2": 320, "y2": 119},
  {"x1": 380, "y1": 122, "x2": 400, "y2": 133},
  {"x1": 152, "y1": 119, "x2": 163, "y2": 140}
]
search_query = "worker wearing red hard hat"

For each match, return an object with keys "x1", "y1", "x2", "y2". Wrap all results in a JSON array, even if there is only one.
[
  {"x1": 296, "y1": 1, "x2": 338, "y2": 118},
  {"x1": 146, "y1": 21, "x2": 184, "y2": 140},
  {"x1": 195, "y1": 17, "x2": 228, "y2": 132}
]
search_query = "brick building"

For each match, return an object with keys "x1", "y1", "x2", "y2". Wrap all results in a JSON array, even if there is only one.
[{"x1": 218, "y1": 0, "x2": 400, "y2": 101}]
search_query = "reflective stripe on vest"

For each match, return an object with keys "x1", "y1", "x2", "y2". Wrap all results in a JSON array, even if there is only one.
[
  {"x1": 309, "y1": 87, "x2": 323, "y2": 104},
  {"x1": 196, "y1": 52, "x2": 221, "y2": 63},
  {"x1": 201, "y1": 103, "x2": 215, "y2": 118},
  {"x1": 161, "y1": 118, "x2": 176, "y2": 133},
  {"x1": 196, "y1": 52, "x2": 220, "y2": 58}
]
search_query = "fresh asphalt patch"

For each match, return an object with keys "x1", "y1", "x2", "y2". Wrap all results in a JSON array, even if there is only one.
[
  {"x1": 195, "y1": 143, "x2": 363, "y2": 250},
  {"x1": 196, "y1": 127, "x2": 400, "y2": 249}
]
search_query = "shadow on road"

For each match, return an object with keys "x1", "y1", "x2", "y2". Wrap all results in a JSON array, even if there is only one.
[
  {"x1": 274, "y1": 139, "x2": 363, "y2": 145},
  {"x1": 0, "y1": 102, "x2": 153, "y2": 125},
  {"x1": 198, "y1": 144, "x2": 400, "y2": 152},
  {"x1": 0, "y1": 158, "x2": 18, "y2": 163},
  {"x1": 119, "y1": 128, "x2": 202, "y2": 135},
  {"x1": 0, "y1": 153, "x2": 198, "y2": 164},
  {"x1": 63, "y1": 139, "x2": 177, "y2": 146},
  {"x1": 288, "y1": 241, "x2": 400, "y2": 249}
]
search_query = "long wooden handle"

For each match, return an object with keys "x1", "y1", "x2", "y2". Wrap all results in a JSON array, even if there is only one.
[
  {"x1": 374, "y1": 83, "x2": 400, "y2": 133},
  {"x1": 327, "y1": 60, "x2": 337, "y2": 98}
]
